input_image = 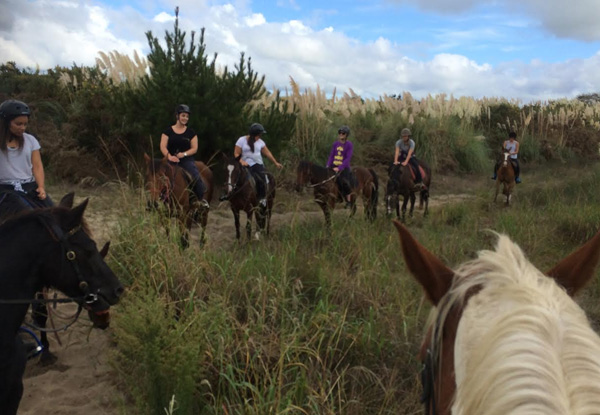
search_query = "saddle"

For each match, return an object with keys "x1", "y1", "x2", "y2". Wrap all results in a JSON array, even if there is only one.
[
  {"x1": 405, "y1": 162, "x2": 427, "y2": 182},
  {"x1": 0, "y1": 190, "x2": 44, "y2": 223}
]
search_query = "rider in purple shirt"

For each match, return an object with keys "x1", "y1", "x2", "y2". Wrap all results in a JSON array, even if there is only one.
[{"x1": 326, "y1": 125, "x2": 355, "y2": 208}]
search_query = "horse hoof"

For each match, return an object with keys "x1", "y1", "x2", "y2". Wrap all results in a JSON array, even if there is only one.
[{"x1": 39, "y1": 351, "x2": 58, "y2": 366}]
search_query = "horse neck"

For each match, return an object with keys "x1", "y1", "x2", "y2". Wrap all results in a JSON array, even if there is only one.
[
  {"x1": 310, "y1": 163, "x2": 332, "y2": 184},
  {"x1": 0, "y1": 220, "x2": 52, "y2": 333}
]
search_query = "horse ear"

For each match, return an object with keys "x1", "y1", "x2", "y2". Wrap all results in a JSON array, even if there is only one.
[
  {"x1": 546, "y1": 230, "x2": 600, "y2": 296},
  {"x1": 144, "y1": 153, "x2": 151, "y2": 164},
  {"x1": 235, "y1": 154, "x2": 242, "y2": 162},
  {"x1": 99, "y1": 241, "x2": 110, "y2": 258},
  {"x1": 58, "y1": 192, "x2": 75, "y2": 208},
  {"x1": 63, "y1": 198, "x2": 89, "y2": 230},
  {"x1": 393, "y1": 220, "x2": 454, "y2": 305}
]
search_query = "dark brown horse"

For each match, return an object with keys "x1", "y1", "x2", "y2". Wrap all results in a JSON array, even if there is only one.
[
  {"x1": 393, "y1": 221, "x2": 600, "y2": 414},
  {"x1": 0, "y1": 201, "x2": 123, "y2": 415},
  {"x1": 494, "y1": 152, "x2": 515, "y2": 205},
  {"x1": 385, "y1": 161, "x2": 431, "y2": 221},
  {"x1": 144, "y1": 154, "x2": 214, "y2": 248},
  {"x1": 221, "y1": 155, "x2": 276, "y2": 240},
  {"x1": 295, "y1": 161, "x2": 379, "y2": 228}
]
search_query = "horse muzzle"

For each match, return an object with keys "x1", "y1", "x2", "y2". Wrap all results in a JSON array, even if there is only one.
[{"x1": 87, "y1": 308, "x2": 111, "y2": 329}]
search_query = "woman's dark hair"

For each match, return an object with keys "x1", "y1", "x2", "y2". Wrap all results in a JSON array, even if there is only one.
[
  {"x1": 248, "y1": 123, "x2": 266, "y2": 153},
  {"x1": 0, "y1": 116, "x2": 24, "y2": 152},
  {"x1": 509, "y1": 131, "x2": 517, "y2": 138},
  {"x1": 0, "y1": 100, "x2": 30, "y2": 152}
]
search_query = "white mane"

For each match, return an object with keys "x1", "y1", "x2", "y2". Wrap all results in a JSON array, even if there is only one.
[{"x1": 432, "y1": 234, "x2": 600, "y2": 415}]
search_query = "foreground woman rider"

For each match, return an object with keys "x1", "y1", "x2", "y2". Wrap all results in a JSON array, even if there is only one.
[
  {"x1": 0, "y1": 99, "x2": 52, "y2": 206},
  {"x1": 160, "y1": 104, "x2": 209, "y2": 209},
  {"x1": 233, "y1": 123, "x2": 282, "y2": 208}
]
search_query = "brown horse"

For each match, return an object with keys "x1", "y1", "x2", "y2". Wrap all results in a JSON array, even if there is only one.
[
  {"x1": 385, "y1": 161, "x2": 431, "y2": 221},
  {"x1": 221, "y1": 155, "x2": 275, "y2": 241},
  {"x1": 494, "y1": 152, "x2": 515, "y2": 205},
  {"x1": 295, "y1": 161, "x2": 379, "y2": 228},
  {"x1": 144, "y1": 154, "x2": 213, "y2": 248},
  {"x1": 393, "y1": 221, "x2": 600, "y2": 414}
]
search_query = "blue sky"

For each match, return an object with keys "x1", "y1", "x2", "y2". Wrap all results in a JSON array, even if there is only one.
[{"x1": 2, "y1": 0, "x2": 600, "y2": 102}]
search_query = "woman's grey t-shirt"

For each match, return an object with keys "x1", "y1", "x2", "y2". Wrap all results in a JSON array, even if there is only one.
[
  {"x1": 395, "y1": 138, "x2": 415, "y2": 154},
  {"x1": 0, "y1": 132, "x2": 41, "y2": 184}
]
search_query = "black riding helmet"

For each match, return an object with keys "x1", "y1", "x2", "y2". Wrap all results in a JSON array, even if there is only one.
[
  {"x1": 0, "y1": 100, "x2": 31, "y2": 120},
  {"x1": 338, "y1": 125, "x2": 350, "y2": 137},
  {"x1": 176, "y1": 104, "x2": 191, "y2": 114},
  {"x1": 249, "y1": 123, "x2": 266, "y2": 136}
]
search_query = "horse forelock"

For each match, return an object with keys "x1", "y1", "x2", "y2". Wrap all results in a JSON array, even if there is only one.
[{"x1": 431, "y1": 235, "x2": 600, "y2": 414}]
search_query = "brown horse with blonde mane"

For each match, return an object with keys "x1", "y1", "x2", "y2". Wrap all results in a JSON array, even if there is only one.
[
  {"x1": 144, "y1": 154, "x2": 213, "y2": 248},
  {"x1": 494, "y1": 152, "x2": 515, "y2": 205},
  {"x1": 296, "y1": 161, "x2": 378, "y2": 228},
  {"x1": 393, "y1": 221, "x2": 600, "y2": 414}
]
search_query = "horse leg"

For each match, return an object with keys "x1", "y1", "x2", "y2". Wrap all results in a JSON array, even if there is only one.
[
  {"x1": 0, "y1": 337, "x2": 26, "y2": 415},
  {"x1": 246, "y1": 209, "x2": 253, "y2": 240},
  {"x1": 179, "y1": 212, "x2": 192, "y2": 249},
  {"x1": 401, "y1": 195, "x2": 409, "y2": 222},
  {"x1": 423, "y1": 190, "x2": 429, "y2": 217},
  {"x1": 255, "y1": 206, "x2": 266, "y2": 240},
  {"x1": 409, "y1": 192, "x2": 416, "y2": 217},
  {"x1": 349, "y1": 194, "x2": 357, "y2": 218},
  {"x1": 233, "y1": 209, "x2": 241, "y2": 240},
  {"x1": 494, "y1": 180, "x2": 500, "y2": 202}
]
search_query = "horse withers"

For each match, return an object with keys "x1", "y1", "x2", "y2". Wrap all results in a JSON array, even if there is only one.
[
  {"x1": 221, "y1": 155, "x2": 275, "y2": 241},
  {"x1": 393, "y1": 221, "x2": 600, "y2": 414},
  {"x1": 295, "y1": 161, "x2": 379, "y2": 228},
  {"x1": 144, "y1": 154, "x2": 214, "y2": 248},
  {"x1": 494, "y1": 152, "x2": 515, "y2": 205},
  {"x1": 385, "y1": 161, "x2": 431, "y2": 221},
  {"x1": 0, "y1": 199, "x2": 123, "y2": 415}
]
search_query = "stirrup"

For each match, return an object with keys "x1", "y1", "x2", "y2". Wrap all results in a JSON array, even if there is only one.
[{"x1": 218, "y1": 194, "x2": 229, "y2": 202}]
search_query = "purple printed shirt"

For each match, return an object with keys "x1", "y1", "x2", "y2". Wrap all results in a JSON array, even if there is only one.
[{"x1": 326, "y1": 140, "x2": 353, "y2": 171}]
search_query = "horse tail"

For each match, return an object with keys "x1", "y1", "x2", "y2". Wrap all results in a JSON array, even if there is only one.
[{"x1": 368, "y1": 168, "x2": 379, "y2": 220}]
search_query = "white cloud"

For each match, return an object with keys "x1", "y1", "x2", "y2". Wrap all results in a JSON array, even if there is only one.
[
  {"x1": 387, "y1": 0, "x2": 600, "y2": 41},
  {"x1": 153, "y1": 12, "x2": 176, "y2": 23}
]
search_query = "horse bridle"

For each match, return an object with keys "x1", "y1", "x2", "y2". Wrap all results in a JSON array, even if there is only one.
[{"x1": 0, "y1": 214, "x2": 100, "y2": 308}]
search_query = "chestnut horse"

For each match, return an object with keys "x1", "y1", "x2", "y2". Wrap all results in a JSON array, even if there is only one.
[
  {"x1": 385, "y1": 161, "x2": 431, "y2": 221},
  {"x1": 494, "y1": 152, "x2": 515, "y2": 205},
  {"x1": 221, "y1": 155, "x2": 275, "y2": 241},
  {"x1": 295, "y1": 161, "x2": 379, "y2": 228},
  {"x1": 144, "y1": 154, "x2": 213, "y2": 248},
  {"x1": 393, "y1": 221, "x2": 600, "y2": 414}
]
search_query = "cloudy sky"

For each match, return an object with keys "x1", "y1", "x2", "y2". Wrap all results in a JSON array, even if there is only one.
[{"x1": 1, "y1": 0, "x2": 600, "y2": 102}]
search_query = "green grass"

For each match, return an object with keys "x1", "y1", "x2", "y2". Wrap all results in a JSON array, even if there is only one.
[{"x1": 98, "y1": 160, "x2": 600, "y2": 414}]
